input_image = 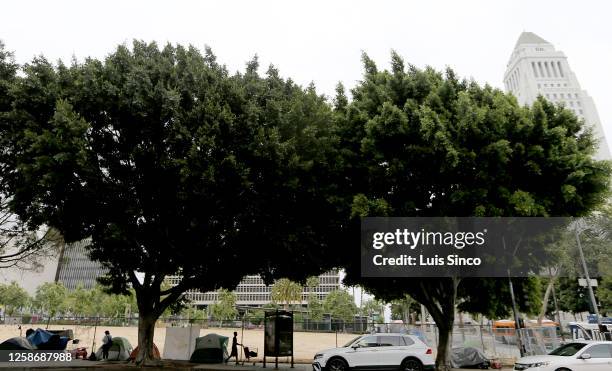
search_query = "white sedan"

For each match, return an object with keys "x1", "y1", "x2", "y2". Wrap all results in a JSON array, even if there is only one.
[
  {"x1": 513, "y1": 341, "x2": 612, "y2": 370},
  {"x1": 312, "y1": 333, "x2": 435, "y2": 371}
]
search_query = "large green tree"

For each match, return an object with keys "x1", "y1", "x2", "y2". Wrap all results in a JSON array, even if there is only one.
[
  {"x1": 0, "y1": 281, "x2": 30, "y2": 316},
  {"x1": 340, "y1": 52, "x2": 610, "y2": 369},
  {"x1": 0, "y1": 41, "x2": 343, "y2": 363},
  {"x1": 323, "y1": 290, "x2": 357, "y2": 322},
  {"x1": 209, "y1": 289, "x2": 237, "y2": 325},
  {"x1": 271, "y1": 278, "x2": 303, "y2": 309},
  {"x1": 33, "y1": 282, "x2": 67, "y2": 322}
]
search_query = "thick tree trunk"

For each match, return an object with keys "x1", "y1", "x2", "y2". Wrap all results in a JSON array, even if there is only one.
[
  {"x1": 135, "y1": 311, "x2": 159, "y2": 365},
  {"x1": 414, "y1": 278, "x2": 459, "y2": 371}
]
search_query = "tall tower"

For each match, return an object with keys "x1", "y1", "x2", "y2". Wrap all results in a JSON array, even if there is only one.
[{"x1": 504, "y1": 31, "x2": 610, "y2": 160}]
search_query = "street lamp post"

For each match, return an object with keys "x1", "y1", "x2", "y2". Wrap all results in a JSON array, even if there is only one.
[{"x1": 574, "y1": 227, "x2": 602, "y2": 327}]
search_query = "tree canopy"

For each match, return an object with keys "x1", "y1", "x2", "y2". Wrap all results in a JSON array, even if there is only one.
[
  {"x1": 339, "y1": 51, "x2": 610, "y2": 369},
  {"x1": 0, "y1": 41, "x2": 345, "y2": 363}
]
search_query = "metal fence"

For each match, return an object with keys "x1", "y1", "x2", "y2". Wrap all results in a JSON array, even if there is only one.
[{"x1": 1, "y1": 314, "x2": 574, "y2": 361}]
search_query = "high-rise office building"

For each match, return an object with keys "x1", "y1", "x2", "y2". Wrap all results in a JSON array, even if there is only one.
[
  {"x1": 54, "y1": 238, "x2": 108, "y2": 290},
  {"x1": 504, "y1": 31, "x2": 610, "y2": 160}
]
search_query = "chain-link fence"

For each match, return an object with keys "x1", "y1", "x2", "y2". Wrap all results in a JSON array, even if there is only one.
[{"x1": 0, "y1": 314, "x2": 576, "y2": 362}]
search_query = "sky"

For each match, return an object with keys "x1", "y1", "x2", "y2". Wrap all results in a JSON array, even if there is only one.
[{"x1": 2, "y1": 0, "x2": 611, "y2": 148}]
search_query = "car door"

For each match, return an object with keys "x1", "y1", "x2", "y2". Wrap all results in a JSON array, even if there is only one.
[
  {"x1": 345, "y1": 335, "x2": 379, "y2": 367},
  {"x1": 573, "y1": 344, "x2": 612, "y2": 371},
  {"x1": 376, "y1": 335, "x2": 404, "y2": 368}
]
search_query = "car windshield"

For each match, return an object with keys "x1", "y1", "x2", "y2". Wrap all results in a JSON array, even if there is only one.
[
  {"x1": 343, "y1": 336, "x2": 362, "y2": 347},
  {"x1": 549, "y1": 343, "x2": 587, "y2": 356}
]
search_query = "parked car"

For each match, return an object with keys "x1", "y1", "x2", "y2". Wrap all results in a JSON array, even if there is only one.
[
  {"x1": 513, "y1": 341, "x2": 612, "y2": 370},
  {"x1": 312, "y1": 333, "x2": 435, "y2": 371}
]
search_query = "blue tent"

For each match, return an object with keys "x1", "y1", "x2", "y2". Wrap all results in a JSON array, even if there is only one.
[{"x1": 26, "y1": 328, "x2": 69, "y2": 350}]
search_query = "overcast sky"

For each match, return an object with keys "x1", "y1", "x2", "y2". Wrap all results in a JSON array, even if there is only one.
[{"x1": 2, "y1": 0, "x2": 611, "y2": 148}]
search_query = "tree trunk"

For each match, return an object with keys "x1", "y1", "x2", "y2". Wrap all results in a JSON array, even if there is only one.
[
  {"x1": 135, "y1": 311, "x2": 159, "y2": 365},
  {"x1": 538, "y1": 278, "x2": 555, "y2": 325},
  {"x1": 414, "y1": 279, "x2": 459, "y2": 371}
]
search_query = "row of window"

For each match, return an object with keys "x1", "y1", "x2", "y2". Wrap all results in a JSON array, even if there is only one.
[
  {"x1": 538, "y1": 83, "x2": 568, "y2": 88},
  {"x1": 532, "y1": 60, "x2": 564, "y2": 79},
  {"x1": 545, "y1": 92, "x2": 581, "y2": 101},
  {"x1": 185, "y1": 292, "x2": 330, "y2": 303}
]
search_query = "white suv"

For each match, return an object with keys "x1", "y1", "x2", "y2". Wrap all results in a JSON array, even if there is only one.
[{"x1": 312, "y1": 333, "x2": 435, "y2": 371}]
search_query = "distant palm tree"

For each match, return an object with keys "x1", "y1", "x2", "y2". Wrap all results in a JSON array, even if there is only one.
[{"x1": 271, "y1": 279, "x2": 302, "y2": 310}]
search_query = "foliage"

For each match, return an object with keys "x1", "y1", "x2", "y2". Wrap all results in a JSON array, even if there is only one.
[
  {"x1": 361, "y1": 298, "x2": 384, "y2": 319},
  {"x1": 0, "y1": 281, "x2": 30, "y2": 316},
  {"x1": 390, "y1": 294, "x2": 420, "y2": 323},
  {"x1": 271, "y1": 278, "x2": 302, "y2": 309},
  {"x1": 323, "y1": 290, "x2": 357, "y2": 321},
  {"x1": 556, "y1": 277, "x2": 592, "y2": 315},
  {"x1": 210, "y1": 289, "x2": 237, "y2": 322},
  {"x1": 308, "y1": 294, "x2": 324, "y2": 321},
  {"x1": 33, "y1": 282, "x2": 67, "y2": 317},
  {"x1": 598, "y1": 276, "x2": 612, "y2": 316},
  {"x1": 0, "y1": 41, "x2": 342, "y2": 363},
  {"x1": 339, "y1": 51, "x2": 611, "y2": 369}
]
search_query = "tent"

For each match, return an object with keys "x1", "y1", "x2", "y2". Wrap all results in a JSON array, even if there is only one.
[
  {"x1": 190, "y1": 333, "x2": 229, "y2": 363},
  {"x1": 0, "y1": 337, "x2": 35, "y2": 351},
  {"x1": 130, "y1": 343, "x2": 161, "y2": 361},
  {"x1": 27, "y1": 328, "x2": 70, "y2": 350},
  {"x1": 95, "y1": 337, "x2": 133, "y2": 361},
  {"x1": 450, "y1": 347, "x2": 490, "y2": 369}
]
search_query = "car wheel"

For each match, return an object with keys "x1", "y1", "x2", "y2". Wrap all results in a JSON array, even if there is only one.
[
  {"x1": 555, "y1": 368, "x2": 572, "y2": 371},
  {"x1": 327, "y1": 357, "x2": 349, "y2": 371},
  {"x1": 401, "y1": 357, "x2": 423, "y2": 371}
]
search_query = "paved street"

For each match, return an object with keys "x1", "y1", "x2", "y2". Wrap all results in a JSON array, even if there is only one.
[{"x1": 0, "y1": 360, "x2": 514, "y2": 370}]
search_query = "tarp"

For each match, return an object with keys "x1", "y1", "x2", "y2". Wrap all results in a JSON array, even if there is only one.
[
  {"x1": 130, "y1": 343, "x2": 161, "y2": 360},
  {"x1": 27, "y1": 328, "x2": 69, "y2": 350},
  {"x1": 450, "y1": 347, "x2": 490, "y2": 368},
  {"x1": 163, "y1": 326, "x2": 201, "y2": 360},
  {"x1": 0, "y1": 337, "x2": 36, "y2": 351},
  {"x1": 190, "y1": 333, "x2": 229, "y2": 363},
  {"x1": 95, "y1": 336, "x2": 133, "y2": 361}
]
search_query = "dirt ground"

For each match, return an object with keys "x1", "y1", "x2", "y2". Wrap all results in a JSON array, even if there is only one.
[{"x1": 0, "y1": 324, "x2": 358, "y2": 362}]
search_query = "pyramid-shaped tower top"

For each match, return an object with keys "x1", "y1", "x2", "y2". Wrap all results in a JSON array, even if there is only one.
[{"x1": 514, "y1": 32, "x2": 551, "y2": 48}]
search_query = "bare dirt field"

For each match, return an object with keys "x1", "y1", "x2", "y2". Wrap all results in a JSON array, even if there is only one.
[{"x1": 0, "y1": 324, "x2": 358, "y2": 362}]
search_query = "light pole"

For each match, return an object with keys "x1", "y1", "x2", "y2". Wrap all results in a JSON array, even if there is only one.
[{"x1": 574, "y1": 221, "x2": 602, "y2": 327}]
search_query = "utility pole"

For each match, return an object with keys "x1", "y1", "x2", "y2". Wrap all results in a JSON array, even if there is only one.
[
  {"x1": 575, "y1": 227, "x2": 602, "y2": 327},
  {"x1": 503, "y1": 236, "x2": 525, "y2": 357}
]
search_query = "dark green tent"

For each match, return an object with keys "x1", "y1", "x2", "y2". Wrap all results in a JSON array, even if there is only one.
[{"x1": 190, "y1": 333, "x2": 229, "y2": 363}]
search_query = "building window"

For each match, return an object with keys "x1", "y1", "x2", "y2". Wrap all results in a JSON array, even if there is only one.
[
  {"x1": 537, "y1": 84, "x2": 541, "y2": 88},
  {"x1": 546, "y1": 94, "x2": 550, "y2": 98},
  {"x1": 579, "y1": 109, "x2": 583, "y2": 114},
  {"x1": 553, "y1": 94, "x2": 557, "y2": 99},
  {"x1": 577, "y1": 101, "x2": 581, "y2": 106},
  {"x1": 569, "y1": 101, "x2": 574, "y2": 107},
  {"x1": 560, "y1": 93, "x2": 564, "y2": 98},
  {"x1": 575, "y1": 93, "x2": 579, "y2": 98}
]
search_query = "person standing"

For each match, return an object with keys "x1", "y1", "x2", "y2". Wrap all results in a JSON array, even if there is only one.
[
  {"x1": 101, "y1": 330, "x2": 113, "y2": 360},
  {"x1": 225, "y1": 331, "x2": 241, "y2": 364}
]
